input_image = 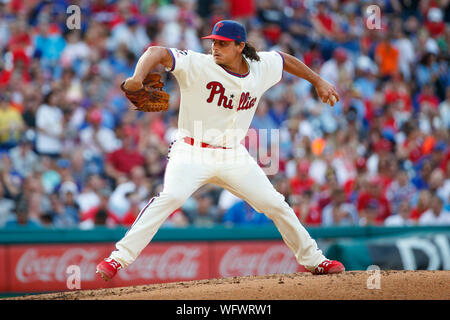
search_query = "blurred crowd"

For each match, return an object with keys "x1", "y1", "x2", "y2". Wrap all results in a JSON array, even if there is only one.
[{"x1": 0, "y1": 0, "x2": 449, "y2": 230}]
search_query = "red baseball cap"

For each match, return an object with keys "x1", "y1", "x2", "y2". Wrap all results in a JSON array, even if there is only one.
[{"x1": 88, "y1": 109, "x2": 102, "y2": 124}]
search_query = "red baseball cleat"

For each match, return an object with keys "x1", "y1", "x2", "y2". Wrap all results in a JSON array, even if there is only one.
[
  {"x1": 96, "y1": 258, "x2": 122, "y2": 281},
  {"x1": 311, "y1": 260, "x2": 345, "y2": 275}
]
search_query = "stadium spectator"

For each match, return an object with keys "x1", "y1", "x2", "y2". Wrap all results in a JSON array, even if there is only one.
[
  {"x1": 343, "y1": 157, "x2": 368, "y2": 197},
  {"x1": 308, "y1": 139, "x2": 328, "y2": 186},
  {"x1": 319, "y1": 47, "x2": 354, "y2": 92},
  {"x1": 268, "y1": 99, "x2": 288, "y2": 127},
  {"x1": 60, "y1": 30, "x2": 91, "y2": 74},
  {"x1": 161, "y1": 208, "x2": 191, "y2": 228},
  {"x1": 417, "y1": 49, "x2": 435, "y2": 84},
  {"x1": 223, "y1": 200, "x2": 272, "y2": 226},
  {"x1": 3, "y1": 199, "x2": 41, "y2": 228},
  {"x1": 385, "y1": 170, "x2": 417, "y2": 214},
  {"x1": 33, "y1": 21, "x2": 66, "y2": 79},
  {"x1": 425, "y1": 7, "x2": 446, "y2": 39},
  {"x1": 0, "y1": 153, "x2": 21, "y2": 201},
  {"x1": 316, "y1": 168, "x2": 340, "y2": 210},
  {"x1": 311, "y1": 0, "x2": 341, "y2": 59},
  {"x1": 354, "y1": 55, "x2": 378, "y2": 101},
  {"x1": 28, "y1": 191, "x2": 50, "y2": 226},
  {"x1": 217, "y1": 189, "x2": 241, "y2": 217},
  {"x1": 142, "y1": 146, "x2": 166, "y2": 180},
  {"x1": 40, "y1": 156, "x2": 62, "y2": 195},
  {"x1": 108, "y1": 165, "x2": 150, "y2": 221},
  {"x1": 284, "y1": 3, "x2": 314, "y2": 50},
  {"x1": 0, "y1": 0, "x2": 448, "y2": 229},
  {"x1": 0, "y1": 91, "x2": 24, "y2": 150},
  {"x1": 80, "y1": 108, "x2": 121, "y2": 157},
  {"x1": 5, "y1": 20, "x2": 32, "y2": 75},
  {"x1": 357, "y1": 176, "x2": 391, "y2": 224},
  {"x1": 392, "y1": 26, "x2": 415, "y2": 81},
  {"x1": 418, "y1": 195, "x2": 450, "y2": 226},
  {"x1": 358, "y1": 199, "x2": 380, "y2": 226},
  {"x1": 105, "y1": 127, "x2": 145, "y2": 183},
  {"x1": 290, "y1": 159, "x2": 316, "y2": 195},
  {"x1": 322, "y1": 188, "x2": 358, "y2": 226},
  {"x1": 228, "y1": 0, "x2": 256, "y2": 19},
  {"x1": 76, "y1": 173, "x2": 105, "y2": 216},
  {"x1": 45, "y1": 193, "x2": 77, "y2": 228},
  {"x1": 410, "y1": 189, "x2": 433, "y2": 221},
  {"x1": 0, "y1": 182, "x2": 15, "y2": 227},
  {"x1": 374, "y1": 32, "x2": 400, "y2": 79},
  {"x1": 256, "y1": 0, "x2": 285, "y2": 45},
  {"x1": 384, "y1": 200, "x2": 416, "y2": 227},
  {"x1": 35, "y1": 90, "x2": 64, "y2": 158},
  {"x1": 428, "y1": 168, "x2": 445, "y2": 196},
  {"x1": 107, "y1": 18, "x2": 150, "y2": 58},
  {"x1": 58, "y1": 181, "x2": 80, "y2": 226},
  {"x1": 80, "y1": 188, "x2": 120, "y2": 229},
  {"x1": 8, "y1": 131, "x2": 40, "y2": 179},
  {"x1": 412, "y1": 158, "x2": 434, "y2": 190},
  {"x1": 251, "y1": 98, "x2": 278, "y2": 134},
  {"x1": 291, "y1": 190, "x2": 321, "y2": 226},
  {"x1": 417, "y1": 83, "x2": 441, "y2": 113},
  {"x1": 184, "y1": 191, "x2": 220, "y2": 227},
  {"x1": 120, "y1": 193, "x2": 142, "y2": 227}
]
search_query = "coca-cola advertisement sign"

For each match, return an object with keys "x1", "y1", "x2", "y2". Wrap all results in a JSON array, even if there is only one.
[
  {"x1": 3, "y1": 241, "x2": 306, "y2": 293},
  {"x1": 9, "y1": 244, "x2": 110, "y2": 292},
  {"x1": 114, "y1": 243, "x2": 210, "y2": 286},
  {"x1": 0, "y1": 246, "x2": 7, "y2": 292},
  {"x1": 7, "y1": 243, "x2": 210, "y2": 292},
  {"x1": 213, "y1": 241, "x2": 307, "y2": 278}
]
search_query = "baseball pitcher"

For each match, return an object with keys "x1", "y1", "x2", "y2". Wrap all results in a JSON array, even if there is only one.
[{"x1": 96, "y1": 20, "x2": 344, "y2": 281}]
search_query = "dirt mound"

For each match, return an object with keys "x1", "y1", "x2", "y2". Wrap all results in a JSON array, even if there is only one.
[{"x1": 11, "y1": 270, "x2": 450, "y2": 300}]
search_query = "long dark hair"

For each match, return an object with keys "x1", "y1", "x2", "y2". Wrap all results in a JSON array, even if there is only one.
[{"x1": 236, "y1": 41, "x2": 260, "y2": 61}]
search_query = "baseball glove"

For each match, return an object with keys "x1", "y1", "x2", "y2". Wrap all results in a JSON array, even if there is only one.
[{"x1": 120, "y1": 73, "x2": 170, "y2": 112}]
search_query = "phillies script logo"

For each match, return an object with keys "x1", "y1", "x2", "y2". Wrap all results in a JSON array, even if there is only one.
[
  {"x1": 119, "y1": 246, "x2": 202, "y2": 280},
  {"x1": 15, "y1": 248, "x2": 100, "y2": 282},
  {"x1": 206, "y1": 81, "x2": 256, "y2": 111},
  {"x1": 219, "y1": 245, "x2": 299, "y2": 277}
]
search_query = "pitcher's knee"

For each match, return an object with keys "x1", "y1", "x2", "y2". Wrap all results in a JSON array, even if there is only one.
[
  {"x1": 259, "y1": 200, "x2": 290, "y2": 219},
  {"x1": 159, "y1": 191, "x2": 188, "y2": 208}
]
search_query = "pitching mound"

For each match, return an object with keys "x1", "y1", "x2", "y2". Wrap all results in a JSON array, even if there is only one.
[{"x1": 11, "y1": 270, "x2": 450, "y2": 300}]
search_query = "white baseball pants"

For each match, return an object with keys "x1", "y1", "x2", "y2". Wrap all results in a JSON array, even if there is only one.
[{"x1": 110, "y1": 139, "x2": 326, "y2": 270}]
